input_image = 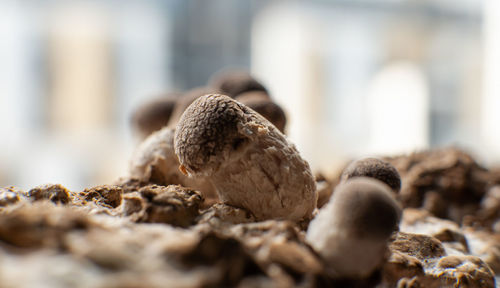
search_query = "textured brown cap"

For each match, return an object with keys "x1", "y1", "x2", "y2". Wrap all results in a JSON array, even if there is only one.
[
  {"x1": 174, "y1": 94, "x2": 249, "y2": 175},
  {"x1": 341, "y1": 158, "x2": 401, "y2": 193}
]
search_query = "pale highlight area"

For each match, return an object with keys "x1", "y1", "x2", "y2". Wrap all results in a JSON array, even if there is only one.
[
  {"x1": 481, "y1": 0, "x2": 500, "y2": 158},
  {"x1": 48, "y1": 3, "x2": 112, "y2": 132},
  {"x1": 251, "y1": 3, "x2": 336, "y2": 172},
  {"x1": 366, "y1": 62, "x2": 429, "y2": 155}
]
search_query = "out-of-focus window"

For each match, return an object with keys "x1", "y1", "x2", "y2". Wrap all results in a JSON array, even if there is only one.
[{"x1": 0, "y1": 0, "x2": 497, "y2": 190}]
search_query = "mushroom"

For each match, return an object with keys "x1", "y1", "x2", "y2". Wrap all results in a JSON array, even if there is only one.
[
  {"x1": 174, "y1": 94, "x2": 316, "y2": 221},
  {"x1": 208, "y1": 70, "x2": 268, "y2": 98},
  {"x1": 128, "y1": 126, "x2": 217, "y2": 204},
  {"x1": 306, "y1": 177, "x2": 401, "y2": 278},
  {"x1": 131, "y1": 93, "x2": 180, "y2": 140},
  {"x1": 168, "y1": 87, "x2": 219, "y2": 126},
  {"x1": 236, "y1": 91, "x2": 287, "y2": 134},
  {"x1": 340, "y1": 158, "x2": 401, "y2": 193}
]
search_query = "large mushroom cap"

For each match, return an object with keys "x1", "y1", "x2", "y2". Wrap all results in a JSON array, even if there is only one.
[
  {"x1": 174, "y1": 94, "x2": 250, "y2": 175},
  {"x1": 341, "y1": 158, "x2": 401, "y2": 193}
]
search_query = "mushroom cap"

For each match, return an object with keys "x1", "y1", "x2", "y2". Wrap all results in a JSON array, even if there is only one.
[
  {"x1": 168, "y1": 86, "x2": 219, "y2": 126},
  {"x1": 131, "y1": 94, "x2": 180, "y2": 140},
  {"x1": 236, "y1": 92, "x2": 287, "y2": 133},
  {"x1": 174, "y1": 94, "x2": 250, "y2": 175},
  {"x1": 330, "y1": 177, "x2": 401, "y2": 239},
  {"x1": 341, "y1": 158, "x2": 401, "y2": 193},
  {"x1": 209, "y1": 70, "x2": 267, "y2": 98}
]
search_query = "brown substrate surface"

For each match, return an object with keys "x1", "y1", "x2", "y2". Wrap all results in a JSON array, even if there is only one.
[{"x1": 0, "y1": 147, "x2": 499, "y2": 287}]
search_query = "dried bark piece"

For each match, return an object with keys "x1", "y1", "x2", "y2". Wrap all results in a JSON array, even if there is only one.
[
  {"x1": 229, "y1": 220, "x2": 305, "y2": 253},
  {"x1": 175, "y1": 94, "x2": 316, "y2": 221},
  {"x1": 384, "y1": 147, "x2": 500, "y2": 224},
  {"x1": 467, "y1": 185, "x2": 500, "y2": 231},
  {"x1": 27, "y1": 184, "x2": 71, "y2": 204},
  {"x1": 135, "y1": 185, "x2": 204, "y2": 227},
  {"x1": 341, "y1": 157, "x2": 401, "y2": 193},
  {"x1": 128, "y1": 126, "x2": 217, "y2": 202},
  {"x1": 177, "y1": 232, "x2": 266, "y2": 287},
  {"x1": 0, "y1": 187, "x2": 22, "y2": 207},
  {"x1": 113, "y1": 177, "x2": 145, "y2": 194},
  {"x1": 307, "y1": 178, "x2": 401, "y2": 278},
  {"x1": 197, "y1": 203, "x2": 256, "y2": 226},
  {"x1": 389, "y1": 232, "x2": 446, "y2": 261},
  {"x1": 382, "y1": 251, "x2": 425, "y2": 287},
  {"x1": 121, "y1": 191, "x2": 145, "y2": 216},
  {"x1": 384, "y1": 253, "x2": 495, "y2": 288},
  {"x1": 0, "y1": 202, "x2": 89, "y2": 249},
  {"x1": 426, "y1": 255, "x2": 495, "y2": 288},
  {"x1": 79, "y1": 185, "x2": 123, "y2": 208},
  {"x1": 400, "y1": 208, "x2": 469, "y2": 253},
  {"x1": 382, "y1": 232, "x2": 442, "y2": 287},
  {"x1": 268, "y1": 238, "x2": 323, "y2": 275},
  {"x1": 422, "y1": 191, "x2": 448, "y2": 219},
  {"x1": 227, "y1": 220, "x2": 323, "y2": 286},
  {"x1": 463, "y1": 229, "x2": 500, "y2": 274}
]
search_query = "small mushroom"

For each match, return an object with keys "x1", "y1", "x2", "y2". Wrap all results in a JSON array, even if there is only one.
[
  {"x1": 174, "y1": 94, "x2": 316, "y2": 221},
  {"x1": 340, "y1": 158, "x2": 401, "y2": 193},
  {"x1": 236, "y1": 91, "x2": 287, "y2": 134},
  {"x1": 128, "y1": 126, "x2": 217, "y2": 204},
  {"x1": 209, "y1": 70, "x2": 268, "y2": 98},
  {"x1": 306, "y1": 177, "x2": 401, "y2": 278},
  {"x1": 131, "y1": 94, "x2": 180, "y2": 140}
]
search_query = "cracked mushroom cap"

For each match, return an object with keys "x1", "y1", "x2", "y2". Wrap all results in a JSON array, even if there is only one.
[
  {"x1": 236, "y1": 91, "x2": 287, "y2": 133},
  {"x1": 174, "y1": 94, "x2": 247, "y2": 175},
  {"x1": 341, "y1": 158, "x2": 401, "y2": 193},
  {"x1": 131, "y1": 94, "x2": 180, "y2": 140},
  {"x1": 174, "y1": 94, "x2": 316, "y2": 221},
  {"x1": 209, "y1": 70, "x2": 268, "y2": 98},
  {"x1": 307, "y1": 177, "x2": 401, "y2": 278}
]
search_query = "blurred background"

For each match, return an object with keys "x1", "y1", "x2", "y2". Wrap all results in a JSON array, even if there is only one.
[{"x1": 0, "y1": 0, "x2": 499, "y2": 191}]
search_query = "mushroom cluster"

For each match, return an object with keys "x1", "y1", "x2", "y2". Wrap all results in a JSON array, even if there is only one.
[
  {"x1": 1, "y1": 70, "x2": 499, "y2": 287},
  {"x1": 127, "y1": 70, "x2": 288, "y2": 205}
]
